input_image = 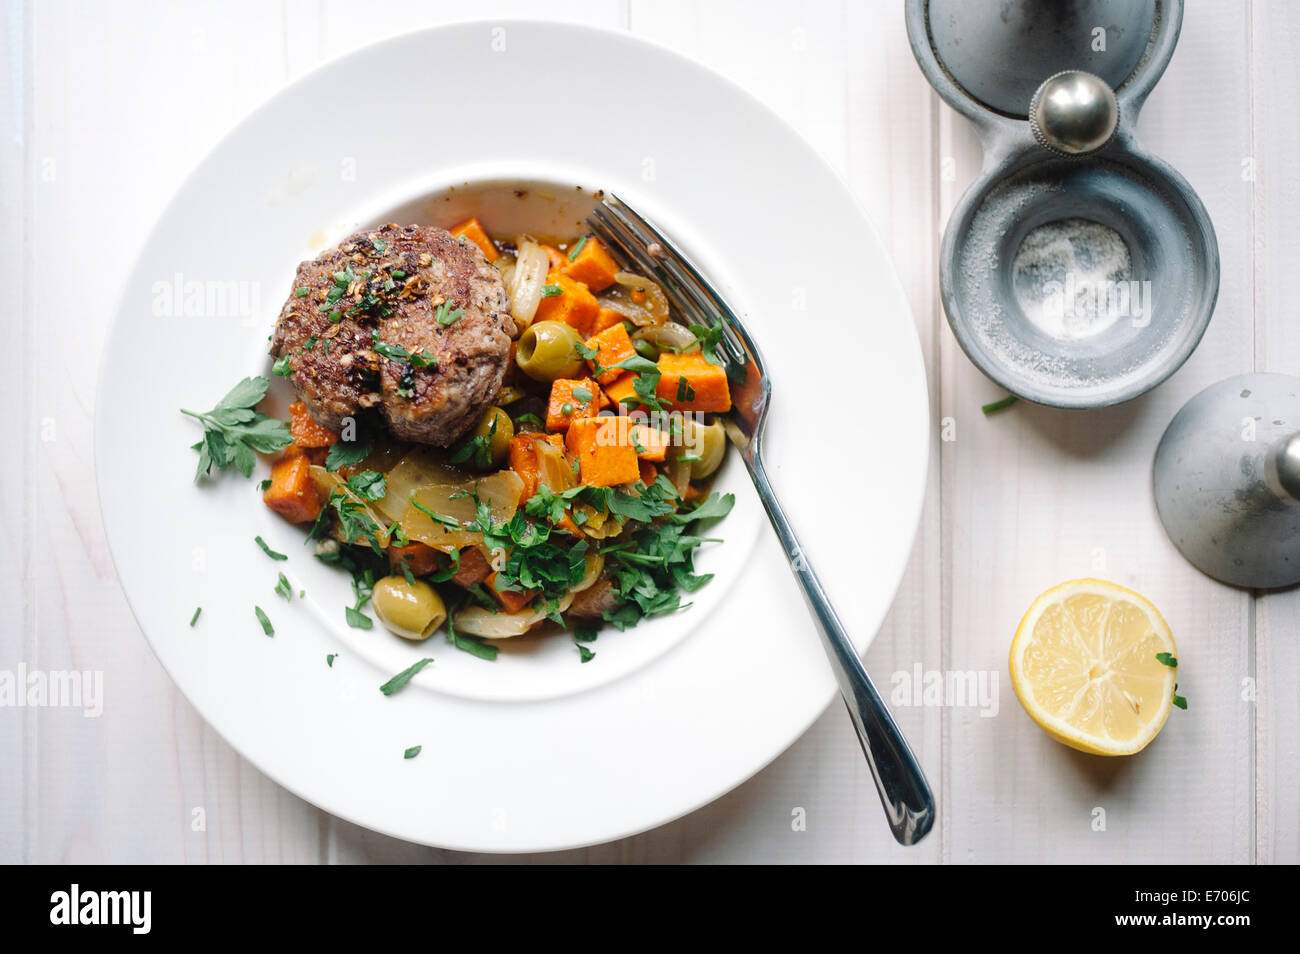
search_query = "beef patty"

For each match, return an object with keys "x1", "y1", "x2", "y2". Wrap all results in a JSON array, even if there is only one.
[{"x1": 270, "y1": 223, "x2": 514, "y2": 446}]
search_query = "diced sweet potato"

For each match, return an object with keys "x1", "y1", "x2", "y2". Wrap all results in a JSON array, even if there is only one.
[
  {"x1": 565, "y1": 417, "x2": 641, "y2": 487},
  {"x1": 448, "y1": 217, "x2": 498, "y2": 262},
  {"x1": 388, "y1": 541, "x2": 440, "y2": 577},
  {"x1": 486, "y1": 571, "x2": 536, "y2": 614},
  {"x1": 508, "y1": 432, "x2": 565, "y2": 502},
  {"x1": 263, "y1": 453, "x2": 322, "y2": 524},
  {"x1": 629, "y1": 424, "x2": 670, "y2": 462},
  {"x1": 591, "y1": 307, "x2": 627, "y2": 335},
  {"x1": 585, "y1": 323, "x2": 637, "y2": 385},
  {"x1": 451, "y1": 546, "x2": 492, "y2": 587},
  {"x1": 563, "y1": 237, "x2": 619, "y2": 291},
  {"x1": 534, "y1": 271, "x2": 600, "y2": 337},
  {"x1": 554, "y1": 511, "x2": 583, "y2": 536},
  {"x1": 656, "y1": 352, "x2": 732, "y2": 412},
  {"x1": 546, "y1": 377, "x2": 605, "y2": 431},
  {"x1": 638, "y1": 459, "x2": 658, "y2": 486},
  {"x1": 602, "y1": 373, "x2": 643, "y2": 410},
  {"x1": 288, "y1": 400, "x2": 340, "y2": 449}
]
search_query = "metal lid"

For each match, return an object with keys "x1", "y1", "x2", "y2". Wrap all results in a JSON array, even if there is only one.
[{"x1": 924, "y1": 0, "x2": 1158, "y2": 117}]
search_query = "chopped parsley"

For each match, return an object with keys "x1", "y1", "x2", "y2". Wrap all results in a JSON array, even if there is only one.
[
  {"x1": 981, "y1": 395, "x2": 1019, "y2": 415},
  {"x1": 606, "y1": 355, "x2": 666, "y2": 411},
  {"x1": 294, "y1": 286, "x2": 310, "y2": 298},
  {"x1": 567, "y1": 236, "x2": 589, "y2": 261},
  {"x1": 254, "y1": 605, "x2": 274, "y2": 636},
  {"x1": 450, "y1": 416, "x2": 497, "y2": 469},
  {"x1": 380, "y1": 657, "x2": 434, "y2": 695},
  {"x1": 435, "y1": 301, "x2": 465, "y2": 326},
  {"x1": 372, "y1": 337, "x2": 410, "y2": 363},
  {"x1": 541, "y1": 284, "x2": 563, "y2": 298},
  {"x1": 275, "y1": 572, "x2": 293, "y2": 601},
  {"x1": 687, "y1": 319, "x2": 728, "y2": 367},
  {"x1": 255, "y1": 535, "x2": 288, "y2": 561},
  {"x1": 326, "y1": 653, "x2": 338, "y2": 667},
  {"x1": 1155, "y1": 652, "x2": 1177, "y2": 668},
  {"x1": 324, "y1": 439, "x2": 373, "y2": 472},
  {"x1": 446, "y1": 610, "x2": 499, "y2": 661},
  {"x1": 345, "y1": 470, "x2": 386, "y2": 502},
  {"x1": 189, "y1": 607, "x2": 201, "y2": 627},
  {"x1": 404, "y1": 745, "x2": 421, "y2": 759},
  {"x1": 272, "y1": 356, "x2": 293, "y2": 377},
  {"x1": 309, "y1": 486, "x2": 386, "y2": 556},
  {"x1": 409, "y1": 495, "x2": 461, "y2": 530}
]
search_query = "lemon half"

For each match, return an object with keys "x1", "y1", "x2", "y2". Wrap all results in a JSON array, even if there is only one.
[{"x1": 1009, "y1": 579, "x2": 1178, "y2": 756}]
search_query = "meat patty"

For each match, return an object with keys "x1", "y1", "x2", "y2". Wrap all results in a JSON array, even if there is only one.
[{"x1": 270, "y1": 223, "x2": 514, "y2": 446}]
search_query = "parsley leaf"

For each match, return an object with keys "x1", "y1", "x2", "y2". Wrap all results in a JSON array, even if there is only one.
[
  {"x1": 325, "y1": 439, "x2": 373, "y2": 472},
  {"x1": 255, "y1": 535, "x2": 288, "y2": 561},
  {"x1": 345, "y1": 605, "x2": 373, "y2": 629},
  {"x1": 380, "y1": 658, "x2": 434, "y2": 695},
  {"x1": 346, "y1": 470, "x2": 387, "y2": 501},
  {"x1": 404, "y1": 745, "x2": 421, "y2": 759},
  {"x1": 254, "y1": 605, "x2": 274, "y2": 636},
  {"x1": 182, "y1": 376, "x2": 293, "y2": 480},
  {"x1": 409, "y1": 495, "x2": 461, "y2": 530},
  {"x1": 450, "y1": 416, "x2": 496, "y2": 469}
]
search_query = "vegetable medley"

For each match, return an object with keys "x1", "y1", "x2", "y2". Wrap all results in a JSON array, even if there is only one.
[{"x1": 187, "y1": 218, "x2": 736, "y2": 663}]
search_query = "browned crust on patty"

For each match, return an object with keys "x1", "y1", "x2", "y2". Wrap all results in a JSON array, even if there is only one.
[{"x1": 269, "y1": 223, "x2": 514, "y2": 446}]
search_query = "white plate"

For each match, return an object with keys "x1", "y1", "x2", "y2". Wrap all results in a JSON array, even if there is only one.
[{"x1": 95, "y1": 20, "x2": 928, "y2": 852}]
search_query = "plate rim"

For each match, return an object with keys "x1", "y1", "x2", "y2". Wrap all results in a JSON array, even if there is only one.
[{"x1": 93, "y1": 17, "x2": 930, "y2": 852}]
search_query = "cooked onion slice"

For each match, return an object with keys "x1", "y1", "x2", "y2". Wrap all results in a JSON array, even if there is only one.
[
  {"x1": 597, "y1": 272, "x2": 670, "y2": 326},
  {"x1": 507, "y1": 236, "x2": 550, "y2": 330},
  {"x1": 453, "y1": 591, "x2": 576, "y2": 639}
]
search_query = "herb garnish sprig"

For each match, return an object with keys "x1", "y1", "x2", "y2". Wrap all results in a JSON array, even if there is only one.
[{"x1": 182, "y1": 376, "x2": 292, "y2": 479}]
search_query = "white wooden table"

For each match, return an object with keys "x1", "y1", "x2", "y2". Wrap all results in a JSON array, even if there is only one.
[{"x1": 2, "y1": 0, "x2": 1295, "y2": 864}]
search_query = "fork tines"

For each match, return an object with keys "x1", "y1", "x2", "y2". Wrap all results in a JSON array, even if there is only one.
[{"x1": 586, "y1": 196, "x2": 753, "y2": 372}]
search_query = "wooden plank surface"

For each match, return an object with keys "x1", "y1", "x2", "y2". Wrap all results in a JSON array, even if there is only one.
[{"x1": 0, "y1": 0, "x2": 1290, "y2": 863}]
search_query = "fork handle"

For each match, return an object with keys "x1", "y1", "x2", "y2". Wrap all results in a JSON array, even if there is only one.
[{"x1": 746, "y1": 455, "x2": 936, "y2": 845}]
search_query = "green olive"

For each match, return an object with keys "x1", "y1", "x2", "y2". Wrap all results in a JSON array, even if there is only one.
[
  {"x1": 515, "y1": 320, "x2": 584, "y2": 382},
  {"x1": 372, "y1": 575, "x2": 447, "y2": 640},
  {"x1": 680, "y1": 417, "x2": 727, "y2": 480},
  {"x1": 471, "y1": 406, "x2": 514, "y2": 469}
]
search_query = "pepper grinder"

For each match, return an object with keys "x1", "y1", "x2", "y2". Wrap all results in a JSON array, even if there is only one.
[{"x1": 1153, "y1": 373, "x2": 1300, "y2": 589}]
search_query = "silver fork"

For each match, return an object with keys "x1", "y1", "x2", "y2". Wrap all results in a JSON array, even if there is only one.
[{"x1": 588, "y1": 195, "x2": 935, "y2": 846}]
